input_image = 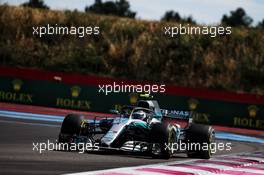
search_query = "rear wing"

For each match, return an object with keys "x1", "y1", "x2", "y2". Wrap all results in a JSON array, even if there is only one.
[
  {"x1": 161, "y1": 109, "x2": 193, "y2": 128},
  {"x1": 161, "y1": 109, "x2": 192, "y2": 119}
]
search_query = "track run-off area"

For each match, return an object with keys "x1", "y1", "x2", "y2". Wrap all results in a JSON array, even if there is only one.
[{"x1": 0, "y1": 103, "x2": 263, "y2": 175}]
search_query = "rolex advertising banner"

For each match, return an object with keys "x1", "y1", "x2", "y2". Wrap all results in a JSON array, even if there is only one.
[{"x1": 0, "y1": 71, "x2": 263, "y2": 130}]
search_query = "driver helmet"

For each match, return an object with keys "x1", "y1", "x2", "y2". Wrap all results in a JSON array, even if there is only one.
[{"x1": 132, "y1": 110, "x2": 147, "y2": 121}]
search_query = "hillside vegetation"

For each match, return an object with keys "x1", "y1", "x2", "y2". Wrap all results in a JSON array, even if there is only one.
[{"x1": 0, "y1": 5, "x2": 264, "y2": 94}]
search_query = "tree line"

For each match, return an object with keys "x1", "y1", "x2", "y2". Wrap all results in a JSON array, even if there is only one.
[
  {"x1": 21, "y1": 0, "x2": 264, "y2": 28},
  {"x1": 1, "y1": 5, "x2": 263, "y2": 94}
]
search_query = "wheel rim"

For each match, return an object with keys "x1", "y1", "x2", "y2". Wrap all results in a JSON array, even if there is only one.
[
  {"x1": 167, "y1": 128, "x2": 175, "y2": 155},
  {"x1": 208, "y1": 130, "x2": 214, "y2": 157},
  {"x1": 152, "y1": 143, "x2": 162, "y2": 155}
]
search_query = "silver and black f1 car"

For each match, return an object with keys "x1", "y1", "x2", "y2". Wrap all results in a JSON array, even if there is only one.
[{"x1": 58, "y1": 98, "x2": 215, "y2": 159}]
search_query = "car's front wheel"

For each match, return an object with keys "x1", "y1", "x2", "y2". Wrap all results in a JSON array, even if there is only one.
[
  {"x1": 58, "y1": 114, "x2": 84, "y2": 143},
  {"x1": 151, "y1": 123, "x2": 176, "y2": 159},
  {"x1": 186, "y1": 123, "x2": 215, "y2": 159}
]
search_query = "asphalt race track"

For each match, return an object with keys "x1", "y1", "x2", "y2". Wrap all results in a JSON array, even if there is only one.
[{"x1": 0, "y1": 114, "x2": 264, "y2": 175}]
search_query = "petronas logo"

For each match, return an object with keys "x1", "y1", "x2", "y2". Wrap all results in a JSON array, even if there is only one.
[
  {"x1": 71, "y1": 86, "x2": 81, "y2": 98},
  {"x1": 12, "y1": 79, "x2": 23, "y2": 91},
  {"x1": 188, "y1": 98, "x2": 199, "y2": 110},
  {"x1": 248, "y1": 105, "x2": 258, "y2": 118}
]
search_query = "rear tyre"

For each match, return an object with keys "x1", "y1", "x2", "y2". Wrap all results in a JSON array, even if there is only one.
[
  {"x1": 58, "y1": 114, "x2": 84, "y2": 143},
  {"x1": 187, "y1": 123, "x2": 214, "y2": 159}
]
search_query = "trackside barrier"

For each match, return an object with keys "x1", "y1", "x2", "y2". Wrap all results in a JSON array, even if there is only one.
[{"x1": 0, "y1": 67, "x2": 263, "y2": 130}]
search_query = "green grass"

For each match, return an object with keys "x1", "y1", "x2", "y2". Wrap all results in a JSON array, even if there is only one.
[{"x1": 0, "y1": 5, "x2": 264, "y2": 95}]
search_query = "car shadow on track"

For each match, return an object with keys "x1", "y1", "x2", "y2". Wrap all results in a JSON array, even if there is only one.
[{"x1": 52, "y1": 149, "x2": 188, "y2": 160}]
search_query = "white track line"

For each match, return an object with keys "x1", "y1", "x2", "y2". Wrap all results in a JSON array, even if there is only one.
[{"x1": 65, "y1": 152, "x2": 264, "y2": 175}]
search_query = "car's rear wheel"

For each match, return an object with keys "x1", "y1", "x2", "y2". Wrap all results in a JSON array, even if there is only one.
[
  {"x1": 187, "y1": 123, "x2": 214, "y2": 159},
  {"x1": 58, "y1": 114, "x2": 84, "y2": 143}
]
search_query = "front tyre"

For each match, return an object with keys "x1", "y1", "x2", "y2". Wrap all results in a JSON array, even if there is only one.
[
  {"x1": 187, "y1": 124, "x2": 214, "y2": 159},
  {"x1": 58, "y1": 114, "x2": 84, "y2": 143},
  {"x1": 151, "y1": 124, "x2": 176, "y2": 159}
]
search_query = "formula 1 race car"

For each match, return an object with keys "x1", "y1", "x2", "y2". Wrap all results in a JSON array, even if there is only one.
[{"x1": 58, "y1": 97, "x2": 215, "y2": 159}]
